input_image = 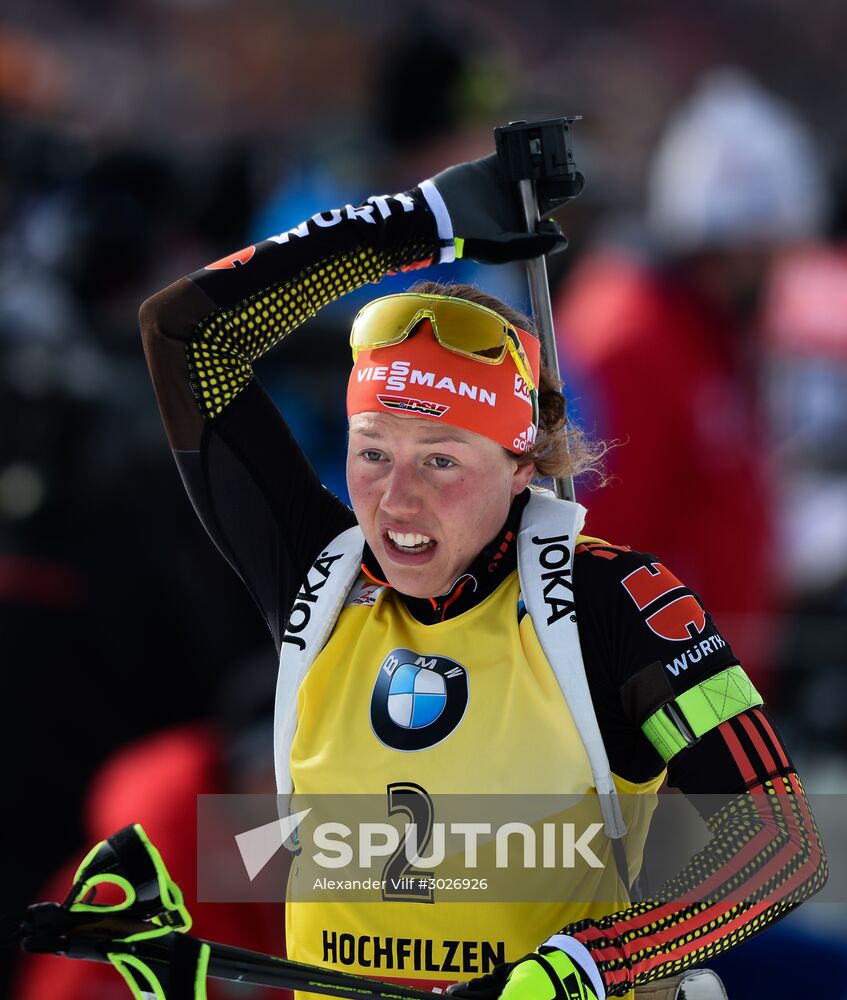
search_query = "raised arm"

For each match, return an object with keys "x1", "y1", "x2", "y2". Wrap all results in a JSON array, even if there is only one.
[
  {"x1": 139, "y1": 189, "x2": 443, "y2": 650},
  {"x1": 139, "y1": 156, "x2": 567, "y2": 649}
]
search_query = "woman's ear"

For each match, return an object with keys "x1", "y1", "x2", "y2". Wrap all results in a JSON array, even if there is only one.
[{"x1": 511, "y1": 459, "x2": 536, "y2": 496}]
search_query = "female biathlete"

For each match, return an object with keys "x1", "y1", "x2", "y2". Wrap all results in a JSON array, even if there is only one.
[{"x1": 140, "y1": 154, "x2": 826, "y2": 999}]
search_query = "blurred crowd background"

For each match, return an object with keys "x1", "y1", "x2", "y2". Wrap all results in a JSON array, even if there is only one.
[{"x1": 5, "y1": 0, "x2": 847, "y2": 997}]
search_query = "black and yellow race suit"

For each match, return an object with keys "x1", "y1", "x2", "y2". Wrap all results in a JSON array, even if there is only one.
[{"x1": 139, "y1": 186, "x2": 826, "y2": 997}]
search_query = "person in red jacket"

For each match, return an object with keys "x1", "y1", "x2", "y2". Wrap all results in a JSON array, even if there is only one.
[{"x1": 554, "y1": 69, "x2": 829, "y2": 700}]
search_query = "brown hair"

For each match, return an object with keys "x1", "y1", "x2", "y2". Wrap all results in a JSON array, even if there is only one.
[{"x1": 407, "y1": 280, "x2": 607, "y2": 482}]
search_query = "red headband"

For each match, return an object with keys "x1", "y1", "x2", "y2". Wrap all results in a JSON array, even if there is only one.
[{"x1": 347, "y1": 320, "x2": 540, "y2": 454}]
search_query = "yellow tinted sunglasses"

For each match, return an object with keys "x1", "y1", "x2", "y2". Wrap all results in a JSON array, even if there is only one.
[{"x1": 349, "y1": 293, "x2": 539, "y2": 405}]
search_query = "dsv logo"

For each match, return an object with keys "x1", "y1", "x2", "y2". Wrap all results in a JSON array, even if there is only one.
[{"x1": 621, "y1": 561, "x2": 707, "y2": 642}]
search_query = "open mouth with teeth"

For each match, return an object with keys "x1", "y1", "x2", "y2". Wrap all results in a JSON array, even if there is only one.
[{"x1": 385, "y1": 529, "x2": 437, "y2": 554}]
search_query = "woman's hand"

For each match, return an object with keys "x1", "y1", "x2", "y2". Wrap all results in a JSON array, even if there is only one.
[
  {"x1": 422, "y1": 154, "x2": 573, "y2": 264},
  {"x1": 448, "y1": 935, "x2": 605, "y2": 1000}
]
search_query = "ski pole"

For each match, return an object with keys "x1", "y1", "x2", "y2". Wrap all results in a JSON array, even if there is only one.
[
  {"x1": 494, "y1": 118, "x2": 584, "y2": 502},
  {"x1": 21, "y1": 903, "x2": 436, "y2": 1000}
]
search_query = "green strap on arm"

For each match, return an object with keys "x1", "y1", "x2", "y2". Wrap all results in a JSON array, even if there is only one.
[{"x1": 642, "y1": 664, "x2": 763, "y2": 763}]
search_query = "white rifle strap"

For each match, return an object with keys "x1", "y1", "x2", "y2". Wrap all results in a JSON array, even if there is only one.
[
  {"x1": 518, "y1": 489, "x2": 628, "y2": 843},
  {"x1": 274, "y1": 525, "x2": 365, "y2": 797}
]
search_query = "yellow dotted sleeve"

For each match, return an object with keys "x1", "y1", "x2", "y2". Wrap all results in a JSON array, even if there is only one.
[{"x1": 188, "y1": 237, "x2": 433, "y2": 419}]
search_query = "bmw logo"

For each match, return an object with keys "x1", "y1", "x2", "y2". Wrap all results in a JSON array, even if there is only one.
[{"x1": 370, "y1": 648, "x2": 468, "y2": 751}]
